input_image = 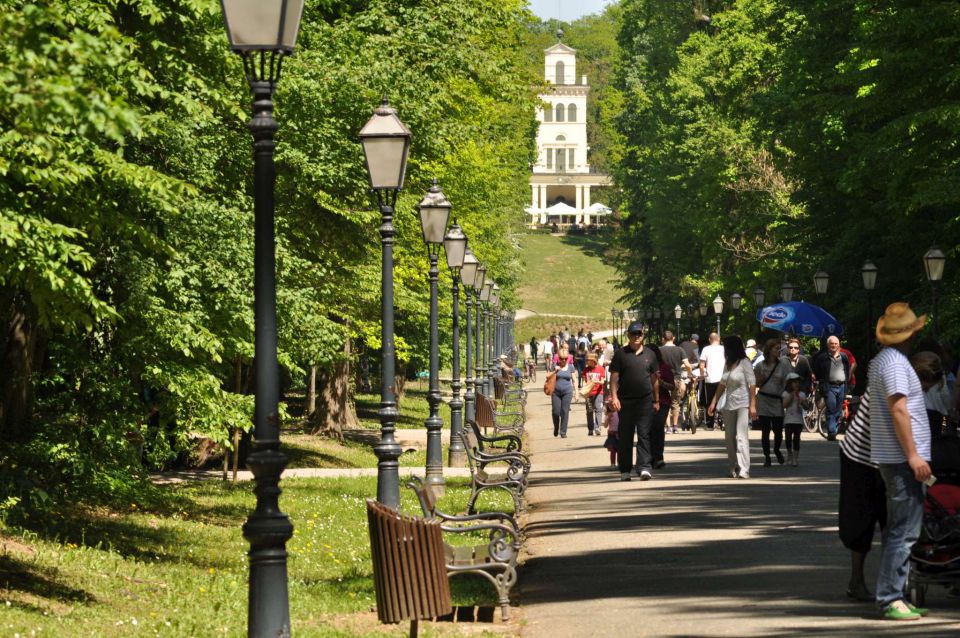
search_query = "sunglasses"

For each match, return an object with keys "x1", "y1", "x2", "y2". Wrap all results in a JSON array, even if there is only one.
[
  {"x1": 788, "y1": 346, "x2": 799, "y2": 350},
  {"x1": 628, "y1": 332, "x2": 644, "y2": 337}
]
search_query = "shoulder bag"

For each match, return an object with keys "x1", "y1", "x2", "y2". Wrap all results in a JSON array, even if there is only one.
[{"x1": 544, "y1": 371, "x2": 557, "y2": 396}]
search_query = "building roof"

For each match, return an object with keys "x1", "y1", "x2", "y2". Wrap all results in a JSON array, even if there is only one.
[{"x1": 544, "y1": 42, "x2": 577, "y2": 54}]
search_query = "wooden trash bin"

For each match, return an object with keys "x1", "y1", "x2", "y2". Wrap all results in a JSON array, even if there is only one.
[{"x1": 367, "y1": 499, "x2": 452, "y2": 636}]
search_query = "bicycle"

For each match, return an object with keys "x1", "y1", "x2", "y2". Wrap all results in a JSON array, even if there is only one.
[
  {"x1": 678, "y1": 377, "x2": 699, "y2": 433},
  {"x1": 804, "y1": 383, "x2": 858, "y2": 438},
  {"x1": 522, "y1": 358, "x2": 537, "y2": 383}
]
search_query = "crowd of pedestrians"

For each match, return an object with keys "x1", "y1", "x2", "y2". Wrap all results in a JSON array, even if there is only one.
[{"x1": 526, "y1": 301, "x2": 960, "y2": 620}]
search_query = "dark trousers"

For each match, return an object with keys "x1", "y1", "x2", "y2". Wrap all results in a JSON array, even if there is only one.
[
  {"x1": 784, "y1": 423, "x2": 802, "y2": 450},
  {"x1": 618, "y1": 397, "x2": 654, "y2": 474},
  {"x1": 759, "y1": 415, "x2": 784, "y2": 458},
  {"x1": 652, "y1": 401, "x2": 670, "y2": 464},
  {"x1": 838, "y1": 450, "x2": 887, "y2": 554},
  {"x1": 704, "y1": 382, "x2": 720, "y2": 428}
]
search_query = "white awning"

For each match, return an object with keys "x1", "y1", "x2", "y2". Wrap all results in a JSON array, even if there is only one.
[{"x1": 544, "y1": 202, "x2": 578, "y2": 214}]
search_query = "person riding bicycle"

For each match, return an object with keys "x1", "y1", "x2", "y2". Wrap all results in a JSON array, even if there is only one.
[{"x1": 812, "y1": 335, "x2": 851, "y2": 441}]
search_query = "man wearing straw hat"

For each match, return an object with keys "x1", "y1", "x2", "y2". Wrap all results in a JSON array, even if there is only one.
[{"x1": 868, "y1": 302, "x2": 932, "y2": 620}]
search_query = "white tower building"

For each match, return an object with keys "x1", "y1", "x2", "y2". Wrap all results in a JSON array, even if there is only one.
[{"x1": 528, "y1": 34, "x2": 612, "y2": 228}]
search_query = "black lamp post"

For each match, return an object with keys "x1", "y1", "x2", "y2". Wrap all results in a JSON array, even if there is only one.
[
  {"x1": 474, "y1": 265, "x2": 487, "y2": 398},
  {"x1": 924, "y1": 246, "x2": 946, "y2": 340},
  {"x1": 862, "y1": 260, "x2": 877, "y2": 359},
  {"x1": 219, "y1": 1, "x2": 304, "y2": 634},
  {"x1": 417, "y1": 180, "x2": 452, "y2": 494},
  {"x1": 360, "y1": 99, "x2": 412, "y2": 510},
  {"x1": 674, "y1": 304, "x2": 682, "y2": 337},
  {"x1": 444, "y1": 223, "x2": 468, "y2": 468},
  {"x1": 713, "y1": 295, "x2": 725, "y2": 336},
  {"x1": 686, "y1": 303, "x2": 695, "y2": 335},
  {"x1": 780, "y1": 282, "x2": 795, "y2": 303},
  {"x1": 489, "y1": 283, "x2": 501, "y2": 384},
  {"x1": 814, "y1": 270, "x2": 829, "y2": 299},
  {"x1": 481, "y1": 279, "x2": 494, "y2": 397},
  {"x1": 730, "y1": 292, "x2": 742, "y2": 335},
  {"x1": 460, "y1": 250, "x2": 479, "y2": 426},
  {"x1": 753, "y1": 287, "x2": 765, "y2": 339},
  {"x1": 699, "y1": 302, "x2": 708, "y2": 335}
]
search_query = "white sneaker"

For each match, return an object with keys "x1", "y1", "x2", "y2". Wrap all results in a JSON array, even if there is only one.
[{"x1": 640, "y1": 470, "x2": 652, "y2": 481}]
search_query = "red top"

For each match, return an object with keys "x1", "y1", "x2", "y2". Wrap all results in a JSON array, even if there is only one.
[
  {"x1": 840, "y1": 347, "x2": 858, "y2": 387},
  {"x1": 583, "y1": 364, "x2": 605, "y2": 397}
]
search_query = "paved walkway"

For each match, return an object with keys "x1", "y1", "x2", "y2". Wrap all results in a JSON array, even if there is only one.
[{"x1": 518, "y1": 384, "x2": 960, "y2": 637}]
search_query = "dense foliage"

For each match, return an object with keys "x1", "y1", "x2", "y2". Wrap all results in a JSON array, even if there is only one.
[
  {"x1": 0, "y1": 0, "x2": 536, "y2": 511},
  {"x1": 613, "y1": 0, "x2": 960, "y2": 355}
]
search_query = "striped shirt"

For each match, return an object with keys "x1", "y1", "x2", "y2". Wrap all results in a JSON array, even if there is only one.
[
  {"x1": 839, "y1": 390, "x2": 873, "y2": 467},
  {"x1": 868, "y1": 347, "x2": 931, "y2": 464}
]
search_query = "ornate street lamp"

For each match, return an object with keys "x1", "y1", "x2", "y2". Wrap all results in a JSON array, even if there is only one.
[
  {"x1": 686, "y1": 303, "x2": 695, "y2": 334},
  {"x1": 360, "y1": 98, "x2": 412, "y2": 510},
  {"x1": 220, "y1": 1, "x2": 304, "y2": 634},
  {"x1": 482, "y1": 280, "x2": 494, "y2": 397},
  {"x1": 924, "y1": 246, "x2": 946, "y2": 339},
  {"x1": 862, "y1": 259, "x2": 878, "y2": 359},
  {"x1": 444, "y1": 223, "x2": 468, "y2": 468},
  {"x1": 813, "y1": 270, "x2": 830, "y2": 297},
  {"x1": 460, "y1": 251, "x2": 479, "y2": 426},
  {"x1": 417, "y1": 180, "x2": 452, "y2": 494},
  {"x1": 730, "y1": 292, "x2": 742, "y2": 334},
  {"x1": 713, "y1": 295, "x2": 725, "y2": 336},
  {"x1": 674, "y1": 304, "x2": 682, "y2": 337},
  {"x1": 753, "y1": 286, "x2": 766, "y2": 309},
  {"x1": 780, "y1": 282, "x2": 795, "y2": 303}
]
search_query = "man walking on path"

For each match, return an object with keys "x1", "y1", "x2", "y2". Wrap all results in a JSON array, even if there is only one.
[
  {"x1": 661, "y1": 330, "x2": 687, "y2": 434},
  {"x1": 609, "y1": 321, "x2": 660, "y2": 481},
  {"x1": 699, "y1": 332, "x2": 725, "y2": 430},
  {"x1": 869, "y1": 302, "x2": 932, "y2": 620},
  {"x1": 813, "y1": 335, "x2": 851, "y2": 441}
]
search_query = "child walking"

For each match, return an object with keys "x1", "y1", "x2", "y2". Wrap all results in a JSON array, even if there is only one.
[
  {"x1": 603, "y1": 396, "x2": 619, "y2": 468},
  {"x1": 782, "y1": 372, "x2": 805, "y2": 466}
]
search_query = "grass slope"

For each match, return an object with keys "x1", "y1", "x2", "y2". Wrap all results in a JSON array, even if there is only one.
[{"x1": 516, "y1": 232, "x2": 623, "y2": 342}]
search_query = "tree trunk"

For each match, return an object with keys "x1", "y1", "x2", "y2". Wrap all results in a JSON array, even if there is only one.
[
  {"x1": 308, "y1": 338, "x2": 358, "y2": 439},
  {"x1": 1, "y1": 294, "x2": 44, "y2": 443},
  {"x1": 306, "y1": 364, "x2": 317, "y2": 418}
]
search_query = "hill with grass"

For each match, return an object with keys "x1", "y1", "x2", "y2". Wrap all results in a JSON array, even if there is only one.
[{"x1": 515, "y1": 232, "x2": 623, "y2": 343}]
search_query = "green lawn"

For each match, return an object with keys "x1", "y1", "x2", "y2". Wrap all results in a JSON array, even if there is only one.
[
  {"x1": 516, "y1": 232, "x2": 623, "y2": 344},
  {"x1": 1, "y1": 477, "x2": 516, "y2": 638}
]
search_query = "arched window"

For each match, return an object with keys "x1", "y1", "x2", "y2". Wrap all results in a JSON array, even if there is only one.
[
  {"x1": 543, "y1": 106, "x2": 553, "y2": 122},
  {"x1": 555, "y1": 104, "x2": 565, "y2": 122},
  {"x1": 555, "y1": 135, "x2": 566, "y2": 141},
  {"x1": 567, "y1": 104, "x2": 577, "y2": 122},
  {"x1": 555, "y1": 61, "x2": 565, "y2": 85}
]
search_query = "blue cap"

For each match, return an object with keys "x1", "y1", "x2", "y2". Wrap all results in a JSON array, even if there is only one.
[{"x1": 627, "y1": 321, "x2": 645, "y2": 335}]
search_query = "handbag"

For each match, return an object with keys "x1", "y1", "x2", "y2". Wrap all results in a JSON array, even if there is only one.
[
  {"x1": 544, "y1": 372, "x2": 557, "y2": 396},
  {"x1": 579, "y1": 380, "x2": 596, "y2": 399}
]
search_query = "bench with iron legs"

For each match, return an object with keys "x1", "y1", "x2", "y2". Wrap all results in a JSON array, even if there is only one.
[
  {"x1": 466, "y1": 419, "x2": 523, "y2": 454},
  {"x1": 493, "y1": 375, "x2": 527, "y2": 408},
  {"x1": 366, "y1": 499, "x2": 452, "y2": 636},
  {"x1": 460, "y1": 425, "x2": 528, "y2": 515},
  {"x1": 475, "y1": 393, "x2": 524, "y2": 436},
  {"x1": 407, "y1": 477, "x2": 519, "y2": 621}
]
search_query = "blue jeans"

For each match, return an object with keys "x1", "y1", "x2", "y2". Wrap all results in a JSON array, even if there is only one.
[
  {"x1": 824, "y1": 383, "x2": 845, "y2": 436},
  {"x1": 876, "y1": 462, "x2": 925, "y2": 608}
]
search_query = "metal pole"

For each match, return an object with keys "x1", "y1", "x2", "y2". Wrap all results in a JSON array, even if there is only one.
[
  {"x1": 933, "y1": 281, "x2": 940, "y2": 340},
  {"x1": 424, "y1": 253, "x2": 444, "y2": 493},
  {"x1": 489, "y1": 306, "x2": 498, "y2": 396},
  {"x1": 448, "y1": 272, "x2": 466, "y2": 467},
  {"x1": 475, "y1": 295, "x2": 485, "y2": 402},
  {"x1": 463, "y1": 283, "x2": 475, "y2": 424},
  {"x1": 716, "y1": 314, "x2": 721, "y2": 337},
  {"x1": 866, "y1": 293, "x2": 874, "y2": 361},
  {"x1": 373, "y1": 192, "x2": 402, "y2": 507},
  {"x1": 243, "y1": 78, "x2": 292, "y2": 638}
]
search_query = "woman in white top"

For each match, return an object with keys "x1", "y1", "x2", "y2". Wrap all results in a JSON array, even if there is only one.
[{"x1": 708, "y1": 335, "x2": 758, "y2": 478}]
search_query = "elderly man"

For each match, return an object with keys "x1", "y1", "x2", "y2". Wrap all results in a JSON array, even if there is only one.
[
  {"x1": 813, "y1": 335, "x2": 852, "y2": 441},
  {"x1": 869, "y1": 303, "x2": 932, "y2": 620}
]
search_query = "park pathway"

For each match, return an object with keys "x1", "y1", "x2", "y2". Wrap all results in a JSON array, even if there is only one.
[{"x1": 517, "y1": 383, "x2": 960, "y2": 637}]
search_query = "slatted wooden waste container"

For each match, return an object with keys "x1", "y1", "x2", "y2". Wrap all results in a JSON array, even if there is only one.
[{"x1": 367, "y1": 499, "x2": 452, "y2": 634}]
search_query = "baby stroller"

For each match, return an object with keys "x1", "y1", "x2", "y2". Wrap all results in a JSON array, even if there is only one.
[{"x1": 908, "y1": 436, "x2": 960, "y2": 605}]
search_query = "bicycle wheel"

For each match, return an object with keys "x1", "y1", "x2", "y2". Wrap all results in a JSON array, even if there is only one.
[{"x1": 688, "y1": 393, "x2": 699, "y2": 434}]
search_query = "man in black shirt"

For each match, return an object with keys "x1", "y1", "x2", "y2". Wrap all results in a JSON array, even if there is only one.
[
  {"x1": 661, "y1": 330, "x2": 687, "y2": 434},
  {"x1": 610, "y1": 321, "x2": 660, "y2": 481}
]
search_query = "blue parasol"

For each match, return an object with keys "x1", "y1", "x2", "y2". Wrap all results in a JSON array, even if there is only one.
[{"x1": 755, "y1": 301, "x2": 843, "y2": 337}]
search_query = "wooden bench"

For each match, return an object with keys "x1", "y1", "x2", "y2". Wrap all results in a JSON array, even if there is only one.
[
  {"x1": 475, "y1": 393, "x2": 523, "y2": 436},
  {"x1": 366, "y1": 499, "x2": 452, "y2": 636},
  {"x1": 493, "y1": 376, "x2": 527, "y2": 408},
  {"x1": 407, "y1": 477, "x2": 519, "y2": 621},
  {"x1": 460, "y1": 426, "x2": 528, "y2": 515}
]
